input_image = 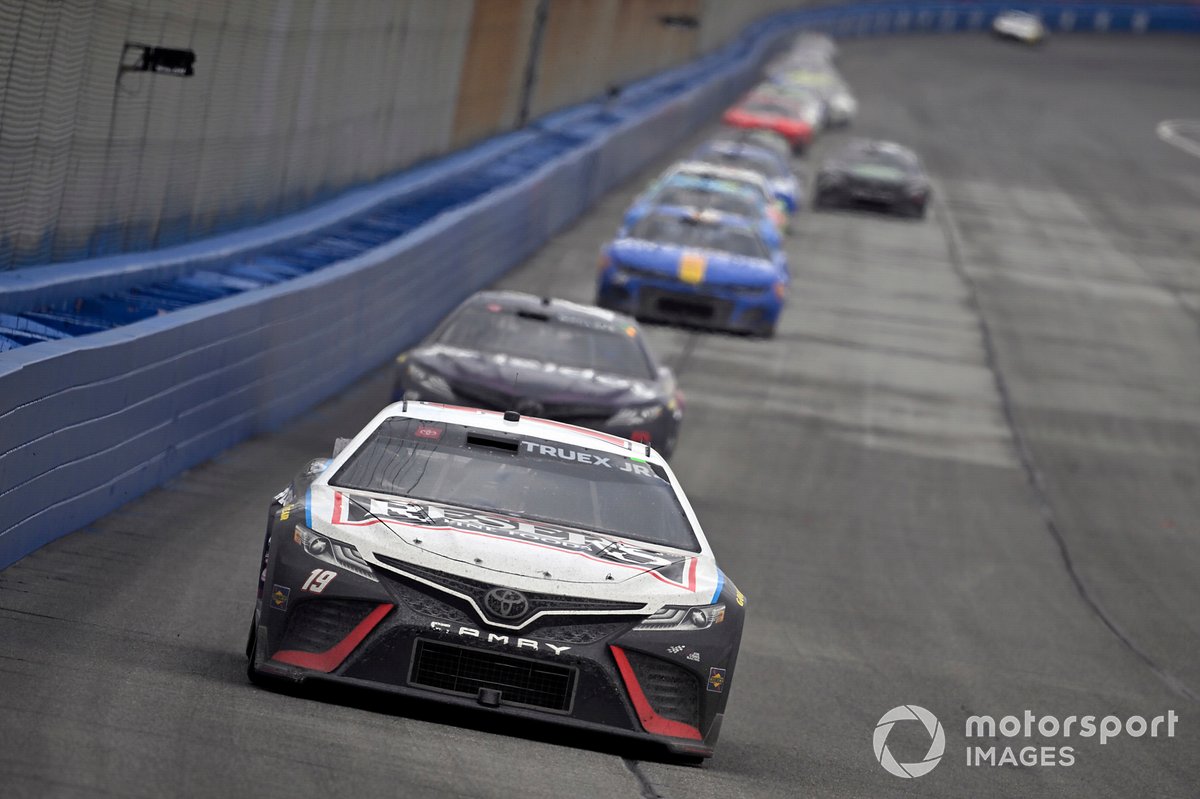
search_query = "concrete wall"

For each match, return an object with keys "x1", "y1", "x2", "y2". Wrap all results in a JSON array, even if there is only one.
[{"x1": 0, "y1": 0, "x2": 807, "y2": 271}]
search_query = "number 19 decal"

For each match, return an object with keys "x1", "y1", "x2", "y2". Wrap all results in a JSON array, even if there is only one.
[{"x1": 301, "y1": 568, "x2": 337, "y2": 593}]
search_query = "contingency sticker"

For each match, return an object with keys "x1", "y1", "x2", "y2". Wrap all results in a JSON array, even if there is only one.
[
  {"x1": 708, "y1": 667, "x2": 726, "y2": 693},
  {"x1": 271, "y1": 584, "x2": 290, "y2": 611},
  {"x1": 678, "y1": 251, "x2": 707, "y2": 285}
]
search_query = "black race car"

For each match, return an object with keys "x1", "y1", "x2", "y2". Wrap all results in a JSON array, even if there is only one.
[
  {"x1": 247, "y1": 402, "x2": 745, "y2": 761},
  {"x1": 393, "y1": 291, "x2": 684, "y2": 458},
  {"x1": 813, "y1": 139, "x2": 931, "y2": 218}
]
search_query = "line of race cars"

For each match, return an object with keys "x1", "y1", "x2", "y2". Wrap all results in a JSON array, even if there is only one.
[
  {"x1": 245, "y1": 31, "x2": 942, "y2": 763},
  {"x1": 596, "y1": 32, "x2": 933, "y2": 340}
]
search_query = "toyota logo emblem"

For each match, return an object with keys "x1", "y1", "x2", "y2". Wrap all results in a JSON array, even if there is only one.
[{"x1": 484, "y1": 588, "x2": 529, "y2": 620}]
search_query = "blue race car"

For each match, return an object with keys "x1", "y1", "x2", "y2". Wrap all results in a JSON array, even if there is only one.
[
  {"x1": 690, "y1": 140, "x2": 801, "y2": 212},
  {"x1": 597, "y1": 207, "x2": 788, "y2": 338},
  {"x1": 622, "y1": 174, "x2": 783, "y2": 251}
]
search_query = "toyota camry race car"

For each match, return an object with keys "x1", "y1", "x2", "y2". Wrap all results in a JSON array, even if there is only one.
[
  {"x1": 393, "y1": 291, "x2": 684, "y2": 457},
  {"x1": 597, "y1": 206, "x2": 788, "y2": 337},
  {"x1": 814, "y1": 139, "x2": 932, "y2": 218},
  {"x1": 247, "y1": 402, "x2": 745, "y2": 760}
]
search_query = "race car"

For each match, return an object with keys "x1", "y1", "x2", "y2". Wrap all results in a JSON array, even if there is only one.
[
  {"x1": 622, "y1": 174, "x2": 783, "y2": 249},
  {"x1": 813, "y1": 139, "x2": 932, "y2": 218},
  {"x1": 690, "y1": 140, "x2": 801, "y2": 212},
  {"x1": 597, "y1": 206, "x2": 788, "y2": 337},
  {"x1": 393, "y1": 291, "x2": 684, "y2": 457},
  {"x1": 722, "y1": 95, "x2": 815, "y2": 154},
  {"x1": 651, "y1": 160, "x2": 789, "y2": 227},
  {"x1": 246, "y1": 402, "x2": 745, "y2": 761},
  {"x1": 992, "y1": 10, "x2": 1047, "y2": 44},
  {"x1": 712, "y1": 127, "x2": 794, "y2": 163},
  {"x1": 767, "y1": 65, "x2": 857, "y2": 128}
]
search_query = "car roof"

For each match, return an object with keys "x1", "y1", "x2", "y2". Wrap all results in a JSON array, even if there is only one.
[
  {"x1": 670, "y1": 161, "x2": 773, "y2": 190},
  {"x1": 657, "y1": 175, "x2": 762, "y2": 201},
  {"x1": 636, "y1": 205, "x2": 758, "y2": 231},
  {"x1": 462, "y1": 290, "x2": 634, "y2": 332},
  {"x1": 357, "y1": 400, "x2": 663, "y2": 462}
]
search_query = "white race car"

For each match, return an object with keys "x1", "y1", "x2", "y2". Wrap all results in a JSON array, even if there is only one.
[
  {"x1": 247, "y1": 401, "x2": 746, "y2": 760},
  {"x1": 992, "y1": 10, "x2": 1047, "y2": 44}
]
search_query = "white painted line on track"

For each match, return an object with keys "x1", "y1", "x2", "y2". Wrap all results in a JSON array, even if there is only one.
[{"x1": 1156, "y1": 120, "x2": 1200, "y2": 159}]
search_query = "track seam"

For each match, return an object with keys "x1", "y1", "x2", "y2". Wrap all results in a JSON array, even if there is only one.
[
  {"x1": 622, "y1": 758, "x2": 665, "y2": 799},
  {"x1": 932, "y1": 185, "x2": 1200, "y2": 704}
]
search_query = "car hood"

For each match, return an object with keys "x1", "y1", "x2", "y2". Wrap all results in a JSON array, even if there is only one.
[
  {"x1": 307, "y1": 486, "x2": 717, "y2": 608},
  {"x1": 610, "y1": 239, "x2": 781, "y2": 286},
  {"x1": 411, "y1": 344, "x2": 662, "y2": 407}
]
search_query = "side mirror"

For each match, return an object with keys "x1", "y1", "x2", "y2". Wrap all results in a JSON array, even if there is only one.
[{"x1": 332, "y1": 438, "x2": 352, "y2": 458}]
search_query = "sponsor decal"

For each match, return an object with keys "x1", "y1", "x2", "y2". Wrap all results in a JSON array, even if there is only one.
[
  {"x1": 707, "y1": 667, "x2": 726, "y2": 693},
  {"x1": 429, "y1": 621, "x2": 571, "y2": 655},
  {"x1": 686, "y1": 651, "x2": 700, "y2": 662},
  {"x1": 271, "y1": 584, "x2": 290, "y2": 610},
  {"x1": 279, "y1": 501, "x2": 304, "y2": 521},
  {"x1": 736, "y1": 590, "x2": 745, "y2": 607},
  {"x1": 332, "y1": 493, "x2": 699, "y2": 591},
  {"x1": 667, "y1": 644, "x2": 686, "y2": 654},
  {"x1": 414, "y1": 425, "x2": 443, "y2": 441},
  {"x1": 678, "y1": 251, "x2": 708, "y2": 285}
]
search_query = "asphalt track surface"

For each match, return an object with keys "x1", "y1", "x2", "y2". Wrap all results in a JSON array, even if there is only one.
[{"x1": 2, "y1": 34, "x2": 1199, "y2": 799}]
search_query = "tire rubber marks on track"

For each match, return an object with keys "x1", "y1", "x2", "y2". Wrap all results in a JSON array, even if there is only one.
[
  {"x1": 1156, "y1": 120, "x2": 1200, "y2": 160},
  {"x1": 933, "y1": 183, "x2": 1199, "y2": 705},
  {"x1": 622, "y1": 758, "x2": 665, "y2": 799}
]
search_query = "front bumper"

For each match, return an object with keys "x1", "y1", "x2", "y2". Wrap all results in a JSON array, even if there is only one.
[
  {"x1": 598, "y1": 275, "x2": 782, "y2": 336},
  {"x1": 252, "y1": 537, "x2": 741, "y2": 757}
]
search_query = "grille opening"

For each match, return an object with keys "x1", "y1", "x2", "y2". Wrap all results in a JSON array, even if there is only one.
[
  {"x1": 410, "y1": 639, "x2": 577, "y2": 713},
  {"x1": 656, "y1": 296, "x2": 716, "y2": 320},
  {"x1": 623, "y1": 650, "x2": 701, "y2": 726},
  {"x1": 279, "y1": 599, "x2": 378, "y2": 653}
]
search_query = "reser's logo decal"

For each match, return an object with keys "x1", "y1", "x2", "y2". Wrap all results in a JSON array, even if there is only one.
[
  {"x1": 429, "y1": 621, "x2": 571, "y2": 655},
  {"x1": 331, "y1": 492, "x2": 699, "y2": 590}
]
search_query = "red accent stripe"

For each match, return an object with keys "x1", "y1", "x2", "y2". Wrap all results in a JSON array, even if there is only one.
[
  {"x1": 272, "y1": 603, "x2": 392, "y2": 673},
  {"x1": 610, "y1": 645, "x2": 703, "y2": 741}
]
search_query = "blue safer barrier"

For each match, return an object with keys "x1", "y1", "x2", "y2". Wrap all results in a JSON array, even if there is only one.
[{"x1": 1, "y1": 0, "x2": 1197, "y2": 568}]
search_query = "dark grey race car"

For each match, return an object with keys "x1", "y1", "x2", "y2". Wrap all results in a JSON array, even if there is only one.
[
  {"x1": 393, "y1": 291, "x2": 684, "y2": 458},
  {"x1": 814, "y1": 138, "x2": 932, "y2": 218}
]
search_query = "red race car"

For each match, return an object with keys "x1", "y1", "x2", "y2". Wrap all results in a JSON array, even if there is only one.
[{"x1": 722, "y1": 96, "x2": 813, "y2": 155}]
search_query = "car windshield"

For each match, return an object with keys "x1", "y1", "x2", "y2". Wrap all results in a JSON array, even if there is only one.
[
  {"x1": 840, "y1": 145, "x2": 917, "y2": 178},
  {"x1": 698, "y1": 147, "x2": 789, "y2": 180},
  {"x1": 331, "y1": 418, "x2": 700, "y2": 551},
  {"x1": 631, "y1": 212, "x2": 768, "y2": 259},
  {"x1": 436, "y1": 305, "x2": 655, "y2": 379},
  {"x1": 741, "y1": 101, "x2": 793, "y2": 117},
  {"x1": 655, "y1": 186, "x2": 761, "y2": 218}
]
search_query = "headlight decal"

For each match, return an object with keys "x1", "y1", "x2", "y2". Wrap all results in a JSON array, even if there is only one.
[{"x1": 634, "y1": 602, "x2": 726, "y2": 632}]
